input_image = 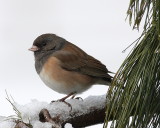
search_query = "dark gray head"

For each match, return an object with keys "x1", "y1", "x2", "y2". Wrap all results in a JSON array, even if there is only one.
[
  {"x1": 29, "y1": 33, "x2": 66, "y2": 59},
  {"x1": 29, "y1": 33, "x2": 66, "y2": 73}
]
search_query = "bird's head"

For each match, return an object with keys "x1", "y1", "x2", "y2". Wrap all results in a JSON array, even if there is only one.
[{"x1": 29, "y1": 33, "x2": 66, "y2": 58}]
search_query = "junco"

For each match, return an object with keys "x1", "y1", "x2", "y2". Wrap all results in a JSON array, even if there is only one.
[{"x1": 29, "y1": 34, "x2": 112, "y2": 101}]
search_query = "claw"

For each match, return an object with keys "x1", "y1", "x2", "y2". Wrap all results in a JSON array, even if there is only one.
[
  {"x1": 71, "y1": 95, "x2": 83, "y2": 101},
  {"x1": 51, "y1": 99, "x2": 72, "y2": 111},
  {"x1": 50, "y1": 92, "x2": 76, "y2": 111},
  {"x1": 74, "y1": 97, "x2": 83, "y2": 101}
]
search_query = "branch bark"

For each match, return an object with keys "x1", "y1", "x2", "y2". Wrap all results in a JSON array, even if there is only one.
[
  {"x1": 14, "y1": 121, "x2": 31, "y2": 128},
  {"x1": 39, "y1": 106, "x2": 105, "y2": 128},
  {"x1": 7, "y1": 95, "x2": 107, "y2": 128},
  {"x1": 39, "y1": 95, "x2": 107, "y2": 128}
]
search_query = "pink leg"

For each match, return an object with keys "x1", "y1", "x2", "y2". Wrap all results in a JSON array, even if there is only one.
[
  {"x1": 71, "y1": 95, "x2": 76, "y2": 99},
  {"x1": 51, "y1": 92, "x2": 77, "y2": 111},
  {"x1": 58, "y1": 92, "x2": 76, "y2": 101}
]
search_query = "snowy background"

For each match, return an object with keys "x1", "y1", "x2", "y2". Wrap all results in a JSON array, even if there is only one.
[{"x1": 0, "y1": 0, "x2": 141, "y2": 127}]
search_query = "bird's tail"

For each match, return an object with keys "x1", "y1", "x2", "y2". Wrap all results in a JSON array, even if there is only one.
[{"x1": 108, "y1": 70, "x2": 116, "y2": 74}]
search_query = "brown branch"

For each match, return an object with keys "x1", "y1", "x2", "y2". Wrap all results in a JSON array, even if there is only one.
[
  {"x1": 39, "y1": 107, "x2": 105, "y2": 128},
  {"x1": 39, "y1": 109, "x2": 61, "y2": 128},
  {"x1": 39, "y1": 95, "x2": 107, "y2": 128},
  {"x1": 1, "y1": 95, "x2": 107, "y2": 128},
  {"x1": 11, "y1": 94, "x2": 134, "y2": 128},
  {"x1": 62, "y1": 106, "x2": 105, "y2": 127},
  {"x1": 14, "y1": 121, "x2": 31, "y2": 128}
]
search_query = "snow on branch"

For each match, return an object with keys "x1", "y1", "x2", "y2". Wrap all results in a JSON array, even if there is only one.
[{"x1": 0, "y1": 95, "x2": 107, "y2": 128}]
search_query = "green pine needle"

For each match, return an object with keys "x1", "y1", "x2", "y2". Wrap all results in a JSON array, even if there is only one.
[{"x1": 104, "y1": 0, "x2": 160, "y2": 128}]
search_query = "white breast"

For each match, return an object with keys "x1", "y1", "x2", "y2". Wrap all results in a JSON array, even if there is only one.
[
  {"x1": 39, "y1": 68, "x2": 92, "y2": 94},
  {"x1": 40, "y1": 68, "x2": 68, "y2": 94}
]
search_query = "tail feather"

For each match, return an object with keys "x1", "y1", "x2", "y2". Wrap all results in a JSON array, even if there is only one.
[{"x1": 96, "y1": 76, "x2": 113, "y2": 86}]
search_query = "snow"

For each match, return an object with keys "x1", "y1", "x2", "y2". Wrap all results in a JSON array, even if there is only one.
[
  {"x1": 0, "y1": 116, "x2": 5, "y2": 121},
  {"x1": 0, "y1": 95, "x2": 106, "y2": 128},
  {"x1": 64, "y1": 123, "x2": 73, "y2": 128},
  {"x1": 32, "y1": 121, "x2": 53, "y2": 128},
  {"x1": 14, "y1": 95, "x2": 106, "y2": 123},
  {"x1": 0, "y1": 117, "x2": 16, "y2": 128},
  {"x1": 14, "y1": 99, "x2": 49, "y2": 124}
]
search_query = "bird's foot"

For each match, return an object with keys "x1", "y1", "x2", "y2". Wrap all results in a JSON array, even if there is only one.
[
  {"x1": 51, "y1": 92, "x2": 76, "y2": 111},
  {"x1": 51, "y1": 99, "x2": 72, "y2": 111},
  {"x1": 75, "y1": 97, "x2": 83, "y2": 101}
]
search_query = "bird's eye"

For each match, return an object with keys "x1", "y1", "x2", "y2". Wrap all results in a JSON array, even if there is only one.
[{"x1": 42, "y1": 42, "x2": 46, "y2": 46}]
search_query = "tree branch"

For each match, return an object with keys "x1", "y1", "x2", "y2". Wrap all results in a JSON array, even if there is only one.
[
  {"x1": 39, "y1": 106, "x2": 105, "y2": 128},
  {"x1": 14, "y1": 121, "x2": 31, "y2": 128},
  {"x1": 0, "y1": 95, "x2": 108, "y2": 128},
  {"x1": 39, "y1": 95, "x2": 107, "y2": 128}
]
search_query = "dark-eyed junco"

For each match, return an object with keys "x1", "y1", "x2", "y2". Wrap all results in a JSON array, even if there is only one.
[{"x1": 29, "y1": 34, "x2": 112, "y2": 101}]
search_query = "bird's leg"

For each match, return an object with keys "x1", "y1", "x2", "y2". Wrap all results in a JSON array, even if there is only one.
[
  {"x1": 58, "y1": 92, "x2": 76, "y2": 102},
  {"x1": 51, "y1": 92, "x2": 76, "y2": 111},
  {"x1": 71, "y1": 95, "x2": 75, "y2": 99}
]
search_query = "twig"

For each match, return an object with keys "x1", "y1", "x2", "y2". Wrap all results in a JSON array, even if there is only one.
[{"x1": 14, "y1": 121, "x2": 31, "y2": 128}]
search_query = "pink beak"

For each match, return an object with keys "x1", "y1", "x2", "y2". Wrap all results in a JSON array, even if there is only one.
[{"x1": 28, "y1": 45, "x2": 39, "y2": 52}]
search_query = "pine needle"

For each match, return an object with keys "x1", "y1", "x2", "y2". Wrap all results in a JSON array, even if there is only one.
[
  {"x1": 5, "y1": 90, "x2": 22, "y2": 121},
  {"x1": 104, "y1": 0, "x2": 160, "y2": 128}
]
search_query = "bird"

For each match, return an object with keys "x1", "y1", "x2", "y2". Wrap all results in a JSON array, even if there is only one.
[{"x1": 29, "y1": 33, "x2": 113, "y2": 102}]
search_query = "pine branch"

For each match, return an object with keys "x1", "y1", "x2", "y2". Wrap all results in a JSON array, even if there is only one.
[
  {"x1": 0, "y1": 95, "x2": 109, "y2": 128},
  {"x1": 104, "y1": 1, "x2": 160, "y2": 128},
  {"x1": 14, "y1": 121, "x2": 32, "y2": 128},
  {"x1": 39, "y1": 106, "x2": 106, "y2": 128},
  {"x1": 38, "y1": 95, "x2": 107, "y2": 128}
]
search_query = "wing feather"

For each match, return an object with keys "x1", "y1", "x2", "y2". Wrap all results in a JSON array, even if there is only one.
[{"x1": 54, "y1": 42, "x2": 112, "y2": 79}]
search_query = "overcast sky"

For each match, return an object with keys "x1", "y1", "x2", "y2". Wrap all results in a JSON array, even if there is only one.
[{"x1": 0, "y1": 0, "x2": 141, "y2": 127}]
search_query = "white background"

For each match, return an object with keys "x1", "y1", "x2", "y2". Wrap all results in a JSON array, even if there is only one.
[{"x1": 0, "y1": 0, "x2": 141, "y2": 127}]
